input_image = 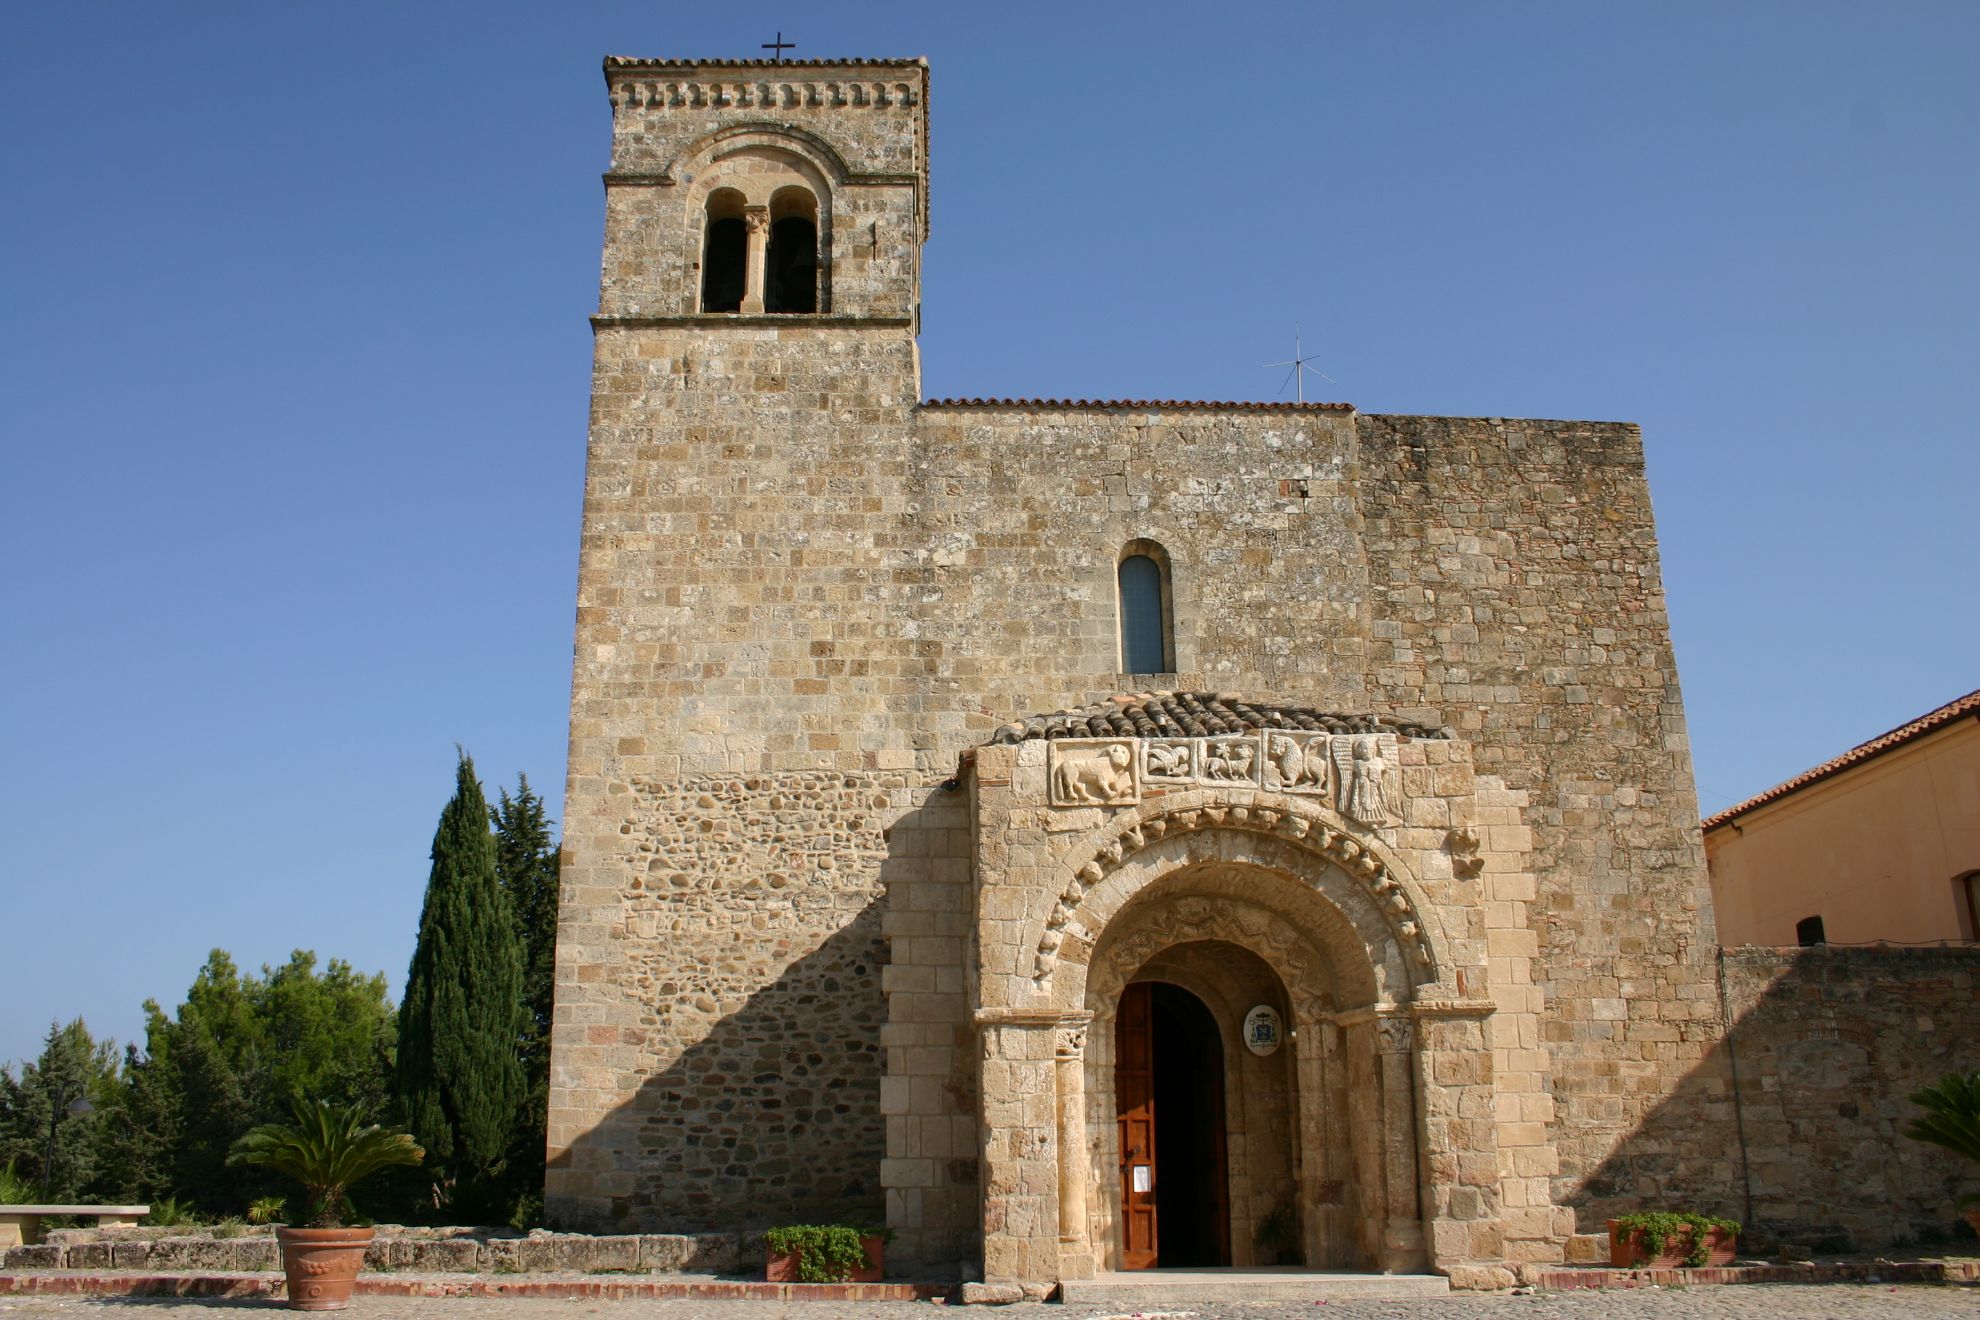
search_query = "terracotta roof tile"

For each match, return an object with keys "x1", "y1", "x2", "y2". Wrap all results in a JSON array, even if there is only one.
[
  {"x1": 986, "y1": 691, "x2": 1451, "y2": 745},
  {"x1": 923, "y1": 398, "x2": 1354, "y2": 413},
  {"x1": 1702, "y1": 687, "x2": 1980, "y2": 830}
]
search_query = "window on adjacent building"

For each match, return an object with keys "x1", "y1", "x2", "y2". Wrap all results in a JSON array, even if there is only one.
[
  {"x1": 1961, "y1": 872, "x2": 1980, "y2": 941},
  {"x1": 1796, "y1": 915, "x2": 1826, "y2": 947},
  {"x1": 700, "y1": 189, "x2": 747, "y2": 313},
  {"x1": 1118, "y1": 543, "x2": 1173, "y2": 674}
]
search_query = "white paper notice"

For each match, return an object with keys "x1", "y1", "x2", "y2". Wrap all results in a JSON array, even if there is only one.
[{"x1": 1131, "y1": 1165, "x2": 1151, "y2": 1193}]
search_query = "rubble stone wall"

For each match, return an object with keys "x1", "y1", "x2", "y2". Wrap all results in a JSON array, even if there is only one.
[{"x1": 1594, "y1": 945, "x2": 1980, "y2": 1250}]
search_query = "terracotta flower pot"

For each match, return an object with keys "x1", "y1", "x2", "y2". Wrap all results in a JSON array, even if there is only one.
[
  {"x1": 1606, "y1": 1220, "x2": 1737, "y2": 1269},
  {"x1": 764, "y1": 1234, "x2": 884, "y2": 1283},
  {"x1": 276, "y1": 1226, "x2": 375, "y2": 1310}
]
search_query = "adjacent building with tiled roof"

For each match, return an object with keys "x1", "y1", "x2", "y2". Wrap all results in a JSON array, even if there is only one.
[{"x1": 1705, "y1": 687, "x2": 1980, "y2": 946}]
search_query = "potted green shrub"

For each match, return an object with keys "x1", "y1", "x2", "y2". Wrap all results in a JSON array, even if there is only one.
[
  {"x1": 1606, "y1": 1211, "x2": 1740, "y2": 1268},
  {"x1": 227, "y1": 1101, "x2": 422, "y2": 1311},
  {"x1": 762, "y1": 1224, "x2": 885, "y2": 1283},
  {"x1": 1904, "y1": 1068, "x2": 1980, "y2": 1237}
]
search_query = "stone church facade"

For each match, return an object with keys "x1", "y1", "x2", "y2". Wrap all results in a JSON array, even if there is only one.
[{"x1": 546, "y1": 55, "x2": 1730, "y2": 1286}]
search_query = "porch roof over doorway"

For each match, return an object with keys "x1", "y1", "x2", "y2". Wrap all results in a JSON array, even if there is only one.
[{"x1": 984, "y1": 691, "x2": 1453, "y2": 746}]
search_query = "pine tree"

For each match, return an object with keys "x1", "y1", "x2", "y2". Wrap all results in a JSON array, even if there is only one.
[
  {"x1": 0, "y1": 1020, "x2": 116, "y2": 1200},
  {"x1": 491, "y1": 774, "x2": 560, "y2": 1220},
  {"x1": 396, "y1": 752, "x2": 525, "y2": 1216}
]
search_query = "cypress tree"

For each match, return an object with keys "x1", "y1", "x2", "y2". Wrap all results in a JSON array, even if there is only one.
[
  {"x1": 491, "y1": 775, "x2": 559, "y2": 1219},
  {"x1": 396, "y1": 752, "x2": 524, "y2": 1214}
]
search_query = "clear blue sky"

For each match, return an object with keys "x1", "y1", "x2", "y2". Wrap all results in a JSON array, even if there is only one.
[{"x1": 4, "y1": 2, "x2": 1975, "y2": 1070}]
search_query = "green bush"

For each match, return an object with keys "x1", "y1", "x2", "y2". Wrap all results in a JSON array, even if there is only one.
[
  {"x1": 146, "y1": 1196, "x2": 202, "y2": 1227},
  {"x1": 1904, "y1": 1069, "x2": 1980, "y2": 1210},
  {"x1": 763, "y1": 1224, "x2": 882, "y2": 1283},
  {"x1": 0, "y1": 1162, "x2": 34, "y2": 1205},
  {"x1": 1612, "y1": 1211, "x2": 1741, "y2": 1268}
]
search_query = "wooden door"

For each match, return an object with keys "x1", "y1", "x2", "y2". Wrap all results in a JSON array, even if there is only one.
[{"x1": 1116, "y1": 982, "x2": 1158, "y2": 1268}]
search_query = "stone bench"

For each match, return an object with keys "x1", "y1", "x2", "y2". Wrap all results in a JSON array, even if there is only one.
[{"x1": 0, "y1": 1206, "x2": 148, "y2": 1247}]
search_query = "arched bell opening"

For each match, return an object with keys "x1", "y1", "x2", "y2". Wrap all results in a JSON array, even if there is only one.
[
  {"x1": 699, "y1": 187, "x2": 748, "y2": 313},
  {"x1": 766, "y1": 186, "x2": 819, "y2": 314}
]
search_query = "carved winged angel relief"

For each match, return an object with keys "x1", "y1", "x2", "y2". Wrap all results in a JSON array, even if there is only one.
[{"x1": 1331, "y1": 733, "x2": 1398, "y2": 827}]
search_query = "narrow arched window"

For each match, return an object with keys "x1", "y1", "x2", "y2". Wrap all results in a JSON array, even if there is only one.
[
  {"x1": 766, "y1": 187, "x2": 818, "y2": 314},
  {"x1": 1118, "y1": 547, "x2": 1172, "y2": 674},
  {"x1": 1795, "y1": 915, "x2": 1826, "y2": 947},
  {"x1": 700, "y1": 189, "x2": 747, "y2": 313}
]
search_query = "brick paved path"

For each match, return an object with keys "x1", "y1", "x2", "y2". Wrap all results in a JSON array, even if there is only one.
[{"x1": 2, "y1": 1283, "x2": 1977, "y2": 1319}]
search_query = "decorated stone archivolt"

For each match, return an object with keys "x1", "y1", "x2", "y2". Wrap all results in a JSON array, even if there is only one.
[
  {"x1": 1084, "y1": 895, "x2": 1337, "y2": 1029},
  {"x1": 1028, "y1": 790, "x2": 1441, "y2": 988}
]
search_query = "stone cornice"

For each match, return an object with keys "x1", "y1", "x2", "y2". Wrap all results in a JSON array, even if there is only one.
[
  {"x1": 973, "y1": 1007, "x2": 1086, "y2": 1028},
  {"x1": 1409, "y1": 998, "x2": 1498, "y2": 1019},
  {"x1": 604, "y1": 170, "x2": 922, "y2": 190},
  {"x1": 590, "y1": 314, "x2": 914, "y2": 331}
]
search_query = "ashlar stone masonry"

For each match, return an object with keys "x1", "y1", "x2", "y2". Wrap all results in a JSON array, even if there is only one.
[{"x1": 545, "y1": 54, "x2": 1978, "y2": 1291}]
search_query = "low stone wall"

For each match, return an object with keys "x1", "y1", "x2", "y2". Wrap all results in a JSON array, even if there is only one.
[
  {"x1": 1573, "y1": 945, "x2": 1980, "y2": 1252},
  {"x1": 2, "y1": 1226, "x2": 742, "y2": 1275}
]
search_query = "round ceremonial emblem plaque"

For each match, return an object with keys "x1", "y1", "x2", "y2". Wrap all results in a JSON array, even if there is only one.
[{"x1": 1243, "y1": 1004, "x2": 1283, "y2": 1056}]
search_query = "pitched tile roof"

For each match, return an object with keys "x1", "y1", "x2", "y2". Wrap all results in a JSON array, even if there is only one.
[
  {"x1": 987, "y1": 691, "x2": 1452, "y2": 745},
  {"x1": 1702, "y1": 687, "x2": 1980, "y2": 830},
  {"x1": 923, "y1": 398, "x2": 1354, "y2": 413}
]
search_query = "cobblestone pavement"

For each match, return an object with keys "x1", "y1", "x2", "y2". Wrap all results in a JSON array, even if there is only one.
[{"x1": 3, "y1": 1285, "x2": 1979, "y2": 1320}]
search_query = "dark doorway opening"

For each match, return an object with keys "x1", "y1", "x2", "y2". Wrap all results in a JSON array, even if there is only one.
[{"x1": 1149, "y1": 982, "x2": 1230, "y2": 1266}]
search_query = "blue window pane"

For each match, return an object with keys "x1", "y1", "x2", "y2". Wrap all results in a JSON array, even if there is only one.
[{"x1": 1119, "y1": 555, "x2": 1166, "y2": 673}]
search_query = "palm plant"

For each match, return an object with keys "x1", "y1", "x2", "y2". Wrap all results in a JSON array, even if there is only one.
[
  {"x1": 1904, "y1": 1069, "x2": 1980, "y2": 1209},
  {"x1": 227, "y1": 1101, "x2": 423, "y2": 1228}
]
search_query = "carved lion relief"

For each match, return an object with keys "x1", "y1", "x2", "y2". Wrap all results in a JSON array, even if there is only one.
[{"x1": 1263, "y1": 732, "x2": 1331, "y2": 795}]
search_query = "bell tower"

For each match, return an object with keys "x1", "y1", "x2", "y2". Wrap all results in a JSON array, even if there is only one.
[
  {"x1": 550, "y1": 58, "x2": 933, "y2": 1236},
  {"x1": 596, "y1": 57, "x2": 928, "y2": 321}
]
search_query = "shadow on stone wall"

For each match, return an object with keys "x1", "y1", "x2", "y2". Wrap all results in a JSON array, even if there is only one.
[
  {"x1": 551, "y1": 901, "x2": 890, "y2": 1235},
  {"x1": 1569, "y1": 946, "x2": 1980, "y2": 1251}
]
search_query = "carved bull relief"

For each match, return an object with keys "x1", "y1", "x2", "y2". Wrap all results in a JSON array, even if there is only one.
[{"x1": 1048, "y1": 739, "x2": 1140, "y2": 806}]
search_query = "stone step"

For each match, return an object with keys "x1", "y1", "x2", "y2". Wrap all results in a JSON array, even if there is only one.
[{"x1": 1057, "y1": 1269, "x2": 1451, "y2": 1304}]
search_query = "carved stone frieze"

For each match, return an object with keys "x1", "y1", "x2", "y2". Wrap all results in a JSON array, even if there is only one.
[
  {"x1": 1140, "y1": 738, "x2": 1196, "y2": 785},
  {"x1": 1263, "y1": 732, "x2": 1331, "y2": 795},
  {"x1": 1048, "y1": 739, "x2": 1139, "y2": 806},
  {"x1": 609, "y1": 78, "x2": 922, "y2": 112},
  {"x1": 1199, "y1": 734, "x2": 1261, "y2": 786},
  {"x1": 1332, "y1": 733, "x2": 1399, "y2": 827}
]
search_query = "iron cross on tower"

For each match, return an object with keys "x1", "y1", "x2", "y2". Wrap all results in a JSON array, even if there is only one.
[{"x1": 761, "y1": 32, "x2": 796, "y2": 63}]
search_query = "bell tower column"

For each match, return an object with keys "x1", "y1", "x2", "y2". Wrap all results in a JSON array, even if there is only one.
[{"x1": 741, "y1": 207, "x2": 770, "y2": 313}]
